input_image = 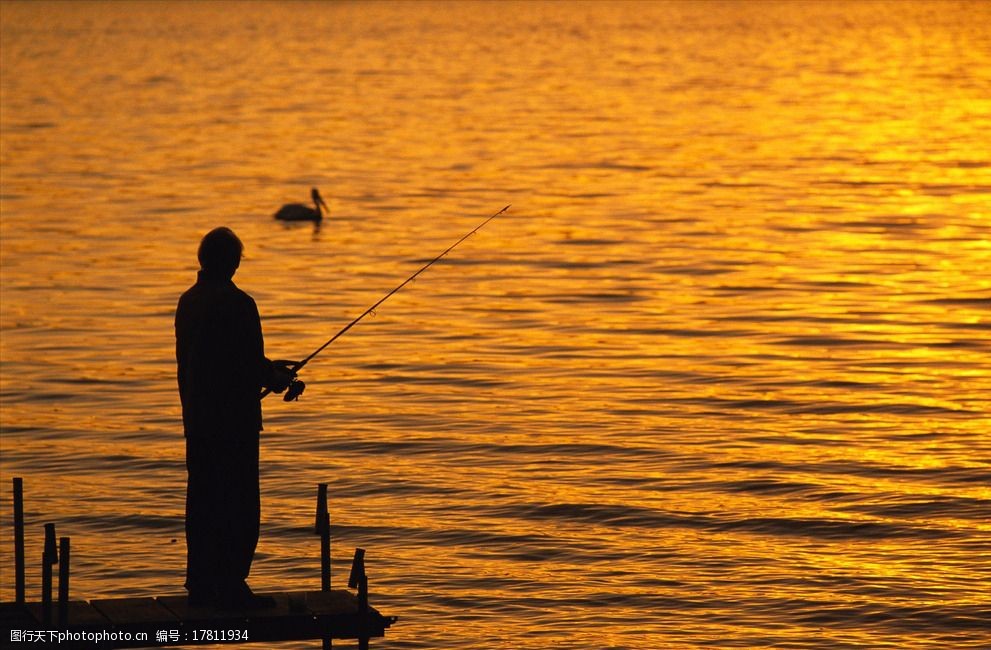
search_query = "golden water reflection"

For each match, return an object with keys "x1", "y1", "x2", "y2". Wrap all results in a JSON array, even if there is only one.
[{"x1": 1, "y1": 1, "x2": 989, "y2": 648}]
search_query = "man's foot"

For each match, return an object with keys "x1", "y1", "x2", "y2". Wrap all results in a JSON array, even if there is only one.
[
  {"x1": 186, "y1": 590, "x2": 216, "y2": 608},
  {"x1": 215, "y1": 582, "x2": 276, "y2": 610}
]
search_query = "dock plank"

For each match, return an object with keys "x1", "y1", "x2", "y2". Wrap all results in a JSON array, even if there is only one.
[
  {"x1": 156, "y1": 592, "x2": 319, "y2": 644},
  {"x1": 91, "y1": 597, "x2": 180, "y2": 625},
  {"x1": 154, "y1": 595, "x2": 218, "y2": 622},
  {"x1": 1, "y1": 602, "x2": 35, "y2": 631},
  {"x1": 2, "y1": 591, "x2": 395, "y2": 647},
  {"x1": 156, "y1": 593, "x2": 294, "y2": 620},
  {"x1": 25, "y1": 600, "x2": 111, "y2": 627}
]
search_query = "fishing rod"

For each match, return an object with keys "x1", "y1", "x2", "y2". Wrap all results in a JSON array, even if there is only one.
[{"x1": 263, "y1": 204, "x2": 511, "y2": 401}]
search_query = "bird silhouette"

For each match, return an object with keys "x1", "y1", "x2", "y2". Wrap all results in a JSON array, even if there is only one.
[{"x1": 274, "y1": 188, "x2": 328, "y2": 222}]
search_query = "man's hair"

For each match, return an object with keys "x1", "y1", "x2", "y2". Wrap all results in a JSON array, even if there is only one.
[{"x1": 198, "y1": 227, "x2": 243, "y2": 273}]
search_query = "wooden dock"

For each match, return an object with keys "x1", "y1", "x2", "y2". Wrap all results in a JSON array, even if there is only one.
[
  {"x1": 2, "y1": 590, "x2": 395, "y2": 648},
  {"x1": 2, "y1": 478, "x2": 398, "y2": 648}
]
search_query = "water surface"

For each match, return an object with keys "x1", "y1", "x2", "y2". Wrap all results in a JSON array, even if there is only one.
[{"x1": 1, "y1": 2, "x2": 989, "y2": 648}]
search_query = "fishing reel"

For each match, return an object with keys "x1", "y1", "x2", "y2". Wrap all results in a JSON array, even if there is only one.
[
  {"x1": 272, "y1": 360, "x2": 305, "y2": 402},
  {"x1": 284, "y1": 378, "x2": 306, "y2": 402}
]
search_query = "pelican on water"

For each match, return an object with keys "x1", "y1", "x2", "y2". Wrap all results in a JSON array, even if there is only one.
[{"x1": 274, "y1": 188, "x2": 329, "y2": 222}]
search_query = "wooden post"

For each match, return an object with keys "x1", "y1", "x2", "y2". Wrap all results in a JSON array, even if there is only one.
[
  {"x1": 42, "y1": 523, "x2": 57, "y2": 625},
  {"x1": 13, "y1": 477, "x2": 25, "y2": 604},
  {"x1": 348, "y1": 548, "x2": 365, "y2": 589},
  {"x1": 350, "y1": 548, "x2": 369, "y2": 650},
  {"x1": 320, "y1": 515, "x2": 331, "y2": 590},
  {"x1": 42, "y1": 552, "x2": 51, "y2": 624},
  {"x1": 315, "y1": 483, "x2": 328, "y2": 533},
  {"x1": 58, "y1": 537, "x2": 70, "y2": 625},
  {"x1": 316, "y1": 484, "x2": 331, "y2": 650},
  {"x1": 316, "y1": 483, "x2": 330, "y2": 591},
  {"x1": 358, "y1": 573, "x2": 369, "y2": 650}
]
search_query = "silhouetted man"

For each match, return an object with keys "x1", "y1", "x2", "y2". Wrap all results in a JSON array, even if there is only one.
[{"x1": 175, "y1": 227, "x2": 293, "y2": 609}]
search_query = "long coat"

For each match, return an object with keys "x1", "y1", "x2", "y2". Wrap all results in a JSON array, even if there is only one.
[{"x1": 176, "y1": 270, "x2": 274, "y2": 438}]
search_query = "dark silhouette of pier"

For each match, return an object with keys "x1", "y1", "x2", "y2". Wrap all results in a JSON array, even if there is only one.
[{"x1": 2, "y1": 478, "x2": 397, "y2": 648}]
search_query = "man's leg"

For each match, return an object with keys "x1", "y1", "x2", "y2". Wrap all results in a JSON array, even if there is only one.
[
  {"x1": 214, "y1": 433, "x2": 270, "y2": 608},
  {"x1": 185, "y1": 436, "x2": 223, "y2": 605}
]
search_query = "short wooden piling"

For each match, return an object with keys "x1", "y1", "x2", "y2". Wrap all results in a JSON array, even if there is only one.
[
  {"x1": 348, "y1": 548, "x2": 365, "y2": 590},
  {"x1": 58, "y1": 537, "x2": 70, "y2": 625},
  {"x1": 349, "y1": 548, "x2": 369, "y2": 650},
  {"x1": 315, "y1": 483, "x2": 328, "y2": 534},
  {"x1": 358, "y1": 574, "x2": 370, "y2": 650},
  {"x1": 42, "y1": 523, "x2": 57, "y2": 625},
  {"x1": 13, "y1": 477, "x2": 26, "y2": 604},
  {"x1": 316, "y1": 483, "x2": 331, "y2": 591},
  {"x1": 316, "y1": 484, "x2": 331, "y2": 650},
  {"x1": 320, "y1": 520, "x2": 331, "y2": 589},
  {"x1": 41, "y1": 552, "x2": 51, "y2": 624}
]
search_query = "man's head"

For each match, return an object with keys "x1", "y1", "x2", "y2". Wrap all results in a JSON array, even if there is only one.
[{"x1": 198, "y1": 227, "x2": 243, "y2": 277}]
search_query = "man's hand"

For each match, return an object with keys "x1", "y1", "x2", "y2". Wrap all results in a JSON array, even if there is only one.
[{"x1": 269, "y1": 360, "x2": 299, "y2": 394}]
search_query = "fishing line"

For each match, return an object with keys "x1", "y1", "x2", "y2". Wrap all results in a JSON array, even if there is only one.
[{"x1": 262, "y1": 204, "x2": 511, "y2": 401}]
